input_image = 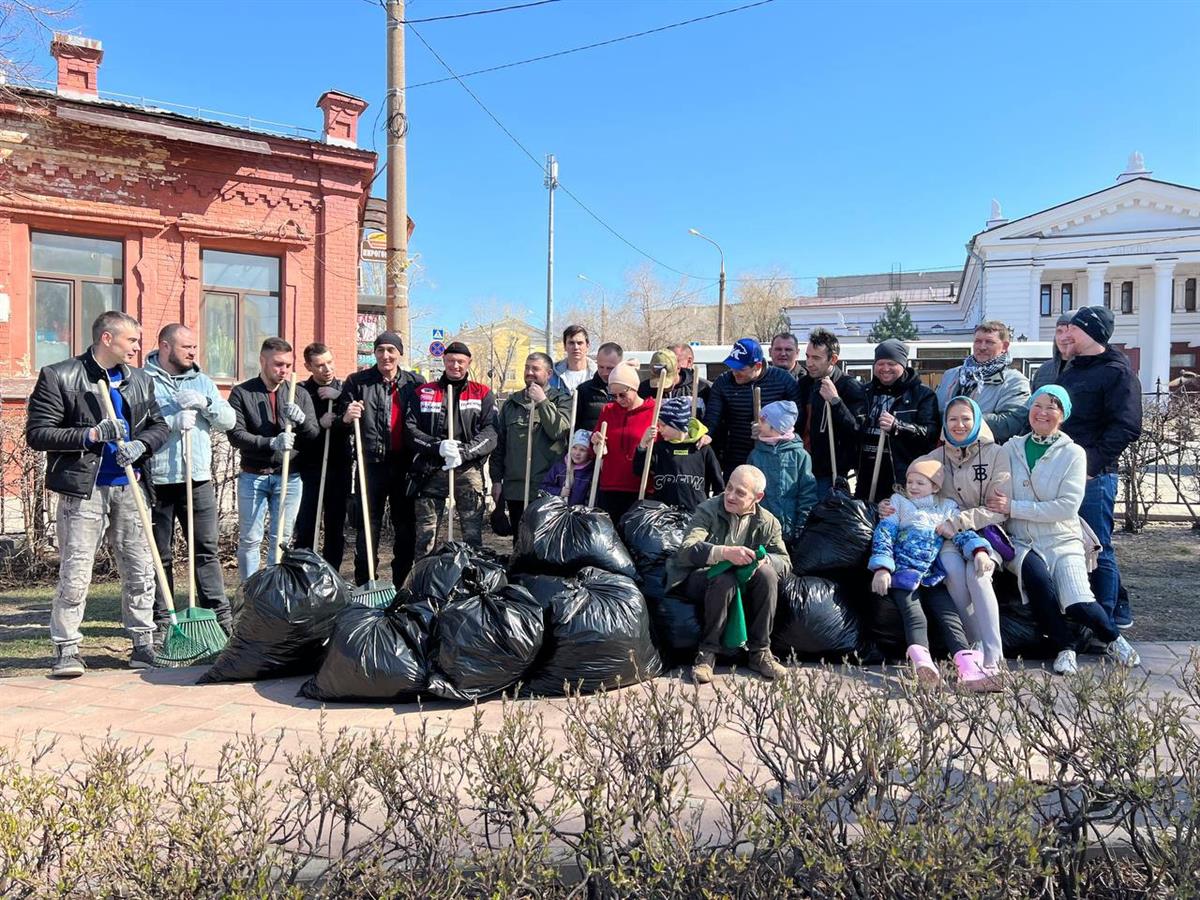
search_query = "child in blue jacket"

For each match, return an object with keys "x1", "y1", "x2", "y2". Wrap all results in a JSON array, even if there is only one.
[
  {"x1": 868, "y1": 458, "x2": 996, "y2": 690},
  {"x1": 748, "y1": 401, "x2": 818, "y2": 542}
]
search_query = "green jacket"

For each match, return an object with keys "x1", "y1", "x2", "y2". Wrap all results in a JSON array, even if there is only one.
[
  {"x1": 666, "y1": 494, "x2": 792, "y2": 590},
  {"x1": 488, "y1": 386, "x2": 573, "y2": 502}
]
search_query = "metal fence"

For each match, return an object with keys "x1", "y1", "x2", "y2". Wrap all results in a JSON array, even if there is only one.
[{"x1": 1118, "y1": 383, "x2": 1200, "y2": 531}]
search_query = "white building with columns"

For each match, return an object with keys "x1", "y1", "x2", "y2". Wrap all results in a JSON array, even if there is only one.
[{"x1": 962, "y1": 154, "x2": 1200, "y2": 391}]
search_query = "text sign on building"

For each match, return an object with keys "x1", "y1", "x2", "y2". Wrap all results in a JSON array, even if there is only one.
[{"x1": 361, "y1": 229, "x2": 386, "y2": 262}]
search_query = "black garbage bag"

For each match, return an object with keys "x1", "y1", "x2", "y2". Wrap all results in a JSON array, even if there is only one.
[
  {"x1": 200, "y1": 548, "x2": 349, "y2": 683},
  {"x1": 405, "y1": 541, "x2": 507, "y2": 608},
  {"x1": 426, "y1": 584, "x2": 544, "y2": 701},
  {"x1": 299, "y1": 594, "x2": 436, "y2": 702},
  {"x1": 772, "y1": 574, "x2": 861, "y2": 661},
  {"x1": 517, "y1": 568, "x2": 662, "y2": 696},
  {"x1": 646, "y1": 594, "x2": 703, "y2": 666},
  {"x1": 991, "y1": 569, "x2": 1096, "y2": 659},
  {"x1": 510, "y1": 493, "x2": 636, "y2": 579},
  {"x1": 789, "y1": 490, "x2": 875, "y2": 575},
  {"x1": 619, "y1": 499, "x2": 691, "y2": 578},
  {"x1": 855, "y1": 581, "x2": 951, "y2": 661}
]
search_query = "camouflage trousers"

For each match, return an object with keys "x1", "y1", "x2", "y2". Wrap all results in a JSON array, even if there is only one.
[{"x1": 413, "y1": 466, "x2": 485, "y2": 559}]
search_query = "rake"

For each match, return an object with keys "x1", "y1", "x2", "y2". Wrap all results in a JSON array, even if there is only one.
[
  {"x1": 351, "y1": 415, "x2": 396, "y2": 607},
  {"x1": 167, "y1": 428, "x2": 228, "y2": 663},
  {"x1": 98, "y1": 381, "x2": 207, "y2": 667}
]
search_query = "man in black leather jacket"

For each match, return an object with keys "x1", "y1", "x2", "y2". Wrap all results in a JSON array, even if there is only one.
[
  {"x1": 25, "y1": 311, "x2": 169, "y2": 678},
  {"x1": 338, "y1": 331, "x2": 424, "y2": 585}
]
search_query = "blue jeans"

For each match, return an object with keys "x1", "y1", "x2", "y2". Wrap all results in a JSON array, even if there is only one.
[
  {"x1": 237, "y1": 472, "x2": 303, "y2": 581},
  {"x1": 1079, "y1": 472, "x2": 1119, "y2": 618}
]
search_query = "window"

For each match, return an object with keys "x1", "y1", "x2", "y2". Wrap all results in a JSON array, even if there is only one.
[
  {"x1": 1040, "y1": 284, "x2": 1052, "y2": 316},
  {"x1": 1186, "y1": 278, "x2": 1197, "y2": 313},
  {"x1": 201, "y1": 250, "x2": 280, "y2": 381},
  {"x1": 31, "y1": 232, "x2": 123, "y2": 370},
  {"x1": 1171, "y1": 353, "x2": 1194, "y2": 367},
  {"x1": 1061, "y1": 283, "x2": 1073, "y2": 313},
  {"x1": 1121, "y1": 281, "x2": 1134, "y2": 315},
  {"x1": 1104, "y1": 282, "x2": 1112, "y2": 310}
]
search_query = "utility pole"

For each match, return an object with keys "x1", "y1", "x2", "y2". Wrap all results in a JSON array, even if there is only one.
[
  {"x1": 544, "y1": 154, "x2": 557, "y2": 354},
  {"x1": 717, "y1": 263, "x2": 726, "y2": 346},
  {"x1": 385, "y1": 0, "x2": 410, "y2": 357}
]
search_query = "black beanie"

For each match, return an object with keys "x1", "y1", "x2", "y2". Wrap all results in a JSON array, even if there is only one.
[
  {"x1": 874, "y1": 338, "x2": 909, "y2": 366},
  {"x1": 374, "y1": 330, "x2": 404, "y2": 353},
  {"x1": 1071, "y1": 306, "x2": 1114, "y2": 346},
  {"x1": 443, "y1": 341, "x2": 472, "y2": 358}
]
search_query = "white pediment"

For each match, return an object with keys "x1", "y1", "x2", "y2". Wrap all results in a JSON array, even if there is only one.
[{"x1": 978, "y1": 178, "x2": 1200, "y2": 244}]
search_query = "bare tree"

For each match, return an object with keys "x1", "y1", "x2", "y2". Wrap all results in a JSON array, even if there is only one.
[
  {"x1": 0, "y1": 1, "x2": 75, "y2": 101},
  {"x1": 730, "y1": 268, "x2": 794, "y2": 342},
  {"x1": 454, "y1": 305, "x2": 530, "y2": 394}
]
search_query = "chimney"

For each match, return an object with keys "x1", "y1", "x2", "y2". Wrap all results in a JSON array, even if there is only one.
[
  {"x1": 317, "y1": 91, "x2": 368, "y2": 148},
  {"x1": 50, "y1": 33, "x2": 103, "y2": 100},
  {"x1": 985, "y1": 198, "x2": 1009, "y2": 230},
  {"x1": 1116, "y1": 150, "x2": 1151, "y2": 184}
]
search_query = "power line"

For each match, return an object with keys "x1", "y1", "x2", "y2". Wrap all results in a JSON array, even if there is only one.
[
  {"x1": 408, "y1": 0, "x2": 777, "y2": 88},
  {"x1": 408, "y1": 25, "x2": 708, "y2": 279},
  {"x1": 402, "y1": 0, "x2": 561, "y2": 24}
]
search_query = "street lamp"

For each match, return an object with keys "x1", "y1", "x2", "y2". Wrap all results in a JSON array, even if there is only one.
[
  {"x1": 689, "y1": 228, "x2": 726, "y2": 345},
  {"x1": 577, "y1": 273, "x2": 609, "y2": 339}
]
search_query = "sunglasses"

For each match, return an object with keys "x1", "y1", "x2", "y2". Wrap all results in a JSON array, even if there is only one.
[{"x1": 607, "y1": 387, "x2": 634, "y2": 399}]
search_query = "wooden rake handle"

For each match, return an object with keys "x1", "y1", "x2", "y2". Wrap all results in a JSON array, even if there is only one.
[{"x1": 274, "y1": 372, "x2": 299, "y2": 565}]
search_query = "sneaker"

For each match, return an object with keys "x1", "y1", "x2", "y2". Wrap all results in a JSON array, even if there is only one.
[
  {"x1": 1053, "y1": 649, "x2": 1078, "y2": 676},
  {"x1": 954, "y1": 649, "x2": 1001, "y2": 693},
  {"x1": 51, "y1": 650, "x2": 86, "y2": 679},
  {"x1": 1106, "y1": 635, "x2": 1140, "y2": 668},
  {"x1": 906, "y1": 644, "x2": 941, "y2": 686},
  {"x1": 692, "y1": 651, "x2": 716, "y2": 685},
  {"x1": 129, "y1": 644, "x2": 157, "y2": 670},
  {"x1": 1113, "y1": 599, "x2": 1133, "y2": 630},
  {"x1": 748, "y1": 650, "x2": 787, "y2": 680}
]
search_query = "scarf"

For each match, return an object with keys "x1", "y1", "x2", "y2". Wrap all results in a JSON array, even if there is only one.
[
  {"x1": 1030, "y1": 431, "x2": 1061, "y2": 446},
  {"x1": 759, "y1": 431, "x2": 796, "y2": 445},
  {"x1": 958, "y1": 352, "x2": 1011, "y2": 396}
]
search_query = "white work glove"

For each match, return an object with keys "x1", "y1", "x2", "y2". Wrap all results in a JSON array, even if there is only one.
[
  {"x1": 270, "y1": 432, "x2": 296, "y2": 452},
  {"x1": 114, "y1": 440, "x2": 147, "y2": 467},
  {"x1": 439, "y1": 439, "x2": 461, "y2": 459},
  {"x1": 281, "y1": 402, "x2": 306, "y2": 426},
  {"x1": 318, "y1": 385, "x2": 341, "y2": 401},
  {"x1": 176, "y1": 409, "x2": 198, "y2": 432},
  {"x1": 175, "y1": 389, "x2": 208, "y2": 411}
]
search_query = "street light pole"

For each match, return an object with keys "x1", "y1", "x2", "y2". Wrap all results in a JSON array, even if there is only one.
[
  {"x1": 689, "y1": 228, "x2": 726, "y2": 345},
  {"x1": 577, "y1": 273, "x2": 609, "y2": 340},
  {"x1": 544, "y1": 154, "x2": 558, "y2": 354}
]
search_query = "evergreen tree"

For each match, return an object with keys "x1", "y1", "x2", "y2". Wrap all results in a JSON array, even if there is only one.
[{"x1": 869, "y1": 297, "x2": 919, "y2": 342}]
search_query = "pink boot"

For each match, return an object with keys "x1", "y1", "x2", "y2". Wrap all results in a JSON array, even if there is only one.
[
  {"x1": 906, "y1": 644, "x2": 941, "y2": 686},
  {"x1": 954, "y1": 649, "x2": 1000, "y2": 693}
]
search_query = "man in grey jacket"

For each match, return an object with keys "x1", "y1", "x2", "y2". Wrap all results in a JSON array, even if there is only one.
[
  {"x1": 146, "y1": 324, "x2": 236, "y2": 641},
  {"x1": 935, "y1": 321, "x2": 1030, "y2": 444}
]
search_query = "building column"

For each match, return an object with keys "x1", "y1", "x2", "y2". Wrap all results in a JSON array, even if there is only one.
[
  {"x1": 1144, "y1": 260, "x2": 1177, "y2": 392},
  {"x1": 1026, "y1": 264, "x2": 1043, "y2": 339},
  {"x1": 1086, "y1": 263, "x2": 1107, "y2": 311}
]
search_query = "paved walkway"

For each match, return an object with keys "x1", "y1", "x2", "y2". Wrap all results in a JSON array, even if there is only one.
[{"x1": 1, "y1": 641, "x2": 1195, "y2": 779}]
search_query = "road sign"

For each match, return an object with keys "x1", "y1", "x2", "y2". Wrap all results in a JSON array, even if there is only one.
[
  {"x1": 429, "y1": 340, "x2": 446, "y2": 358},
  {"x1": 431, "y1": 328, "x2": 445, "y2": 340}
]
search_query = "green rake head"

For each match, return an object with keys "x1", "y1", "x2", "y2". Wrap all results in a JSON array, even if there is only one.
[
  {"x1": 352, "y1": 579, "x2": 397, "y2": 609},
  {"x1": 155, "y1": 608, "x2": 229, "y2": 668},
  {"x1": 154, "y1": 621, "x2": 212, "y2": 668}
]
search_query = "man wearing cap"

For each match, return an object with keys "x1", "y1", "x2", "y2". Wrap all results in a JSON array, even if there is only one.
[
  {"x1": 575, "y1": 341, "x2": 622, "y2": 432},
  {"x1": 703, "y1": 337, "x2": 801, "y2": 479},
  {"x1": 593, "y1": 360, "x2": 658, "y2": 522},
  {"x1": 639, "y1": 345, "x2": 709, "y2": 417},
  {"x1": 490, "y1": 351, "x2": 573, "y2": 535},
  {"x1": 795, "y1": 326, "x2": 866, "y2": 495},
  {"x1": 769, "y1": 332, "x2": 803, "y2": 379},
  {"x1": 935, "y1": 321, "x2": 1031, "y2": 444},
  {"x1": 407, "y1": 341, "x2": 498, "y2": 557},
  {"x1": 338, "y1": 330, "x2": 424, "y2": 585},
  {"x1": 550, "y1": 324, "x2": 596, "y2": 394},
  {"x1": 855, "y1": 339, "x2": 940, "y2": 503},
  {"x1": 1055, "y1": 306, "x2": 1142, "y2": 626}
]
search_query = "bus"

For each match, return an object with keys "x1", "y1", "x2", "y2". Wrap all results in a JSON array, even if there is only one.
[{"x1": 623, "y1": 340, "x2": 1055, "y2": 390}]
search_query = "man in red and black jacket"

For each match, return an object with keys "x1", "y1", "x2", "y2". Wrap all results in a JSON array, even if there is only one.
[
  {"x1": 405, "y1": 341, "x2": 498, "y2": 558},
  {"x1": 337, "y1": 331, "x2": 424, "y2": 585}
]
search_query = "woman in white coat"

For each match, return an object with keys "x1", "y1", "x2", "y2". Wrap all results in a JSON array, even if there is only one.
[{"x1": 986, "y1": 385, "x2": 1138, "y2": 675}]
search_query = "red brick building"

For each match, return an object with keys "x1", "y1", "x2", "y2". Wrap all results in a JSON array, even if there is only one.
[{"x1": 0, "y1": 33, "x2": 376, "y2": 399}]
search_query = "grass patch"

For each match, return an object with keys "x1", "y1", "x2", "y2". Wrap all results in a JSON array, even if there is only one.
[{"x1": 0, "y1": 584, "x2": 132, "y2": 676}]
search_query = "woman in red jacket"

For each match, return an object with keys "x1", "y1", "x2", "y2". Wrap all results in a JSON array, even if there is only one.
[{"x1": 592, "y1": 362, "x2": 657, "y2": 524}]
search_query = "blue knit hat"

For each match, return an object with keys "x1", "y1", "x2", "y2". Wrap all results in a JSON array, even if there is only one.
[
  {"x1": 657, "y1": 396, "x2": 692, "y2": 432},
  {"x1": 1031, "y1": 385, "x2": 1072, "y2": 421},
  {"x1": 760, "y1": 400, "x2": 798, "y2": 434}
]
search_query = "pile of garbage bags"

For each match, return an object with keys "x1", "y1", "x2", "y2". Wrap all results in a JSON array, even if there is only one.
[{"x1": 510, "y1": 493, "x2": 637, "y2": 579}]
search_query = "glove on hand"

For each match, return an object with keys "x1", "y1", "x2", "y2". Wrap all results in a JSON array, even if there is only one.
[
  {"x1": 318, "y1": 385, "x2": 341, "y2": 401},
  {"x1": 176, "y1": 410, "x2": 198, "y2": 432},
  {"x1": 91, "y1": 418, "x2": 126, "y2": 443},
  {"x1": 175, "y1": 389, "x2": 208, "y2": 411},
  {"x1": 114, "y1": 440, "x2": 147, "y2": 467},
  {"x1": 282, "y1": 402, "x2": 306, "y2": 426},
  {"x1": 270, "y1": 432, "x2": 296, "y2": 452}
]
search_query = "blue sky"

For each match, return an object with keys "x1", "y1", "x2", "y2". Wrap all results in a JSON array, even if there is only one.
[{"x1": 53, "y1": 0, "x2": 1200, "y2": 332}]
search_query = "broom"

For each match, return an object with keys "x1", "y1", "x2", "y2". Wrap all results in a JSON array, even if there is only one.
[
  {"x1": 98, "y1": 382, "x2": 206, "y2": 666},
  {"x1": 165, "y1": 428, "x2": 227, "y2": 664},
  {"x1": 351, "y1": 414, "x2": 396, "y2": 607}
]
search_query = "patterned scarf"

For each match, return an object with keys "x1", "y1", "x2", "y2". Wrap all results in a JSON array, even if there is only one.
[{"x1": 958, "y1": 351, "x2": 1011, "y2": 396}]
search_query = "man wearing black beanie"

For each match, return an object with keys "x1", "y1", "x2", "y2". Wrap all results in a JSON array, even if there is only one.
[
  {"x1": 1057, "y1": 305, "x2": 1141, "y2": 628},
  {"x1": 406, "y1": 340, "x2": 498, "y2": 557}
]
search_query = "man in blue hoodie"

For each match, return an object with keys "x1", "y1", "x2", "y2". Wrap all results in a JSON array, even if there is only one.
[{"x1": 146, "y1": 324, "x2": 236, "y2": 642}]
